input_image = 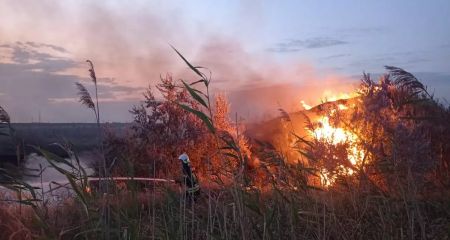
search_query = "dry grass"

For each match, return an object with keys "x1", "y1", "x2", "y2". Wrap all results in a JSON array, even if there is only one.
[
  {"x1": 1, "y1": 53, "x2": 449, "y2": 239},
  {"x1": 0, "y1": 203, "x2": 32, "y2": 240}
]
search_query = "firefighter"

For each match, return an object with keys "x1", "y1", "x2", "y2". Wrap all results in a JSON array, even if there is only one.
[{"x1": 176, "y1": 153, "x2": 200, "y2": 203}]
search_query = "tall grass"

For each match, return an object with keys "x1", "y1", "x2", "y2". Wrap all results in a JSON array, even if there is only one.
[{"x1": 0, "y1": 51, "x2": 449, "y2": 239}]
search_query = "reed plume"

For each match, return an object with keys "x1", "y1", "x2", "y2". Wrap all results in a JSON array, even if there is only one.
[
  {"x1": 75, "y1": 82, "x2": 96, "y2": 112},
  {"x1": 86, "y1": 60, "x2": 97, "y2": 84},
  {"x1": 0, "y1": 105, "x2": 10, "y2": 123}
]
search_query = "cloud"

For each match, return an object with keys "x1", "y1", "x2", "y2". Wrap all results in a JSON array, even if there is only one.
[
  {"x1": 1, "y1": 41, "x2": 73, "y2": 68},
  {"x1": 25, "y1": 41, "x2": 68, "y2": 53},
  {"x1": 268, "y1": 37, "x2": 348, "y2": 53},
  {"x1": 0, "y1": 42, "x2": 142, "y2": 122},
  {"x1": 320, "y1": 54, "x2": 351, "y2": 60}
]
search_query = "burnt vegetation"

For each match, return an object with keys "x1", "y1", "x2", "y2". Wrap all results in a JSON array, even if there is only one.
[{"x1": 0, "y1": 50, "x2": 449, "y2": 239}]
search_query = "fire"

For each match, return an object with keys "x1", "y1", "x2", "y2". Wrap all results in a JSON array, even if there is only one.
[
  {"x1": 310, "y1": 116, "x2": 363, "y2": 186},
  {"x1": 301, "y1": 100, "x2": 312, "y2": 110},
  {"x1": 337, "y1": 104, "x2": 348, "y2": 110},
  {"x1": 301, "y1": 91, "x2": 357, "y2": 111},
  {"x1": 301, "y1": 92, "x2": 364, "y2": 187},
  {"x1": 312, "y1": 116, "x2": 353, "y2": 145},
  {"x1": 321, "y1": 91, "x2": 357, "y2": 102}
]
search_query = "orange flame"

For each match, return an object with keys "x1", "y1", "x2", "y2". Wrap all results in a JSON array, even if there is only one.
[
  {"x1": 321, "y1": 91, "x2": 357, "y2": 102},
  {"x1": 302, "y1": 91, "x2": 364, "y2": 187}
]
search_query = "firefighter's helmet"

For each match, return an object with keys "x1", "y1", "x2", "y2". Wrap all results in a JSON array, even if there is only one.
[{"x1": 178, "y1": 153, "x2": 190, "y2": 164}]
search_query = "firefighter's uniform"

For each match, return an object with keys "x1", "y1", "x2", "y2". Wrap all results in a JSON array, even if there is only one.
[{"x1": 178, "y1": 153, "x2": 200, "y2": 202}]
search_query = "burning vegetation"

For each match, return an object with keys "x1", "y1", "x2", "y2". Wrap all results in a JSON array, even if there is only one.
[
  {"x1": 295, "y1": 67, "x2": 449, "y2": 192},
  {"x1": 0, "y1": 50, "x2": 449, "y2": 239},
  {"x1": 248, "y1": 66, "x2": 449, "y2": 193}
]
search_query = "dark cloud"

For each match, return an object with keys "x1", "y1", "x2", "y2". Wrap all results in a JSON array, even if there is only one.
[
  {"x1": 24, "y1": 41, "x2": 68, "y2": 53},
  {"x1": 1, "y1": 42, "x2": 75, "y2": 69},
  {"x1": 321, "y1": 54, "x2": 351, "y2": 60},
  {"x1": 268, "y1": 37, "x2": 348, "y2": 53}
]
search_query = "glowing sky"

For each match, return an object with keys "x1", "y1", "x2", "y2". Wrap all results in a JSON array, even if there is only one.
[{"x1": 0, "y1": 0, "x2": 449, "y2": 122}]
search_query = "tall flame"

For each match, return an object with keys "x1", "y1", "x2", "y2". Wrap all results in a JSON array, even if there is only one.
[{"x1": 302, "y1": 93, "x2": 364, "y2": 187}]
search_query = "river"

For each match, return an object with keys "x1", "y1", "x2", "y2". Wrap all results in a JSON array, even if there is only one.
[{"x1": 23, "y1": 152, "x2": 96, "y2": 187}]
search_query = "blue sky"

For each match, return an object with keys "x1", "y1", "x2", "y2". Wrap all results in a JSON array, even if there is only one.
[
  {"x1": 180, "y1": 0, "x2": 450, "y2": 74},
  {"x1": 0, "y1": 0, "x2": 449, "y2": 122}
]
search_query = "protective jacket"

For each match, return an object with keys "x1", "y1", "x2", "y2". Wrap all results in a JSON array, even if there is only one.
[
  {"x1": 181, "y1": 161, "x2": 200, "y2": 193},
  {"x1": 178, "y1": 153, "x2": 200, "y2": 194}
]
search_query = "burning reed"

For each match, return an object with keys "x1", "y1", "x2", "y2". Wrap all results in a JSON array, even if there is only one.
[{"x1": 0, "y1": 50, "x2": 449, "y2": 239}]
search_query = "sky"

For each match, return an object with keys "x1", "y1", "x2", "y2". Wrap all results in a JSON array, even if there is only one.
[{"x1": 0, "y1": 0, "x2": 449, "y2": 122}]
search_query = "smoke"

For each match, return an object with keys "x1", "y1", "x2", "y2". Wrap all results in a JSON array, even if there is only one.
[
  {"x1": 227, "y1": 77, "x2": 357, "y2": 122},
  {"x1": 0, "y1": 1, "x2": 356, "y2": 122},
  {"x1": 185, "y1": 36, "x2": 358, "y2": 120}
]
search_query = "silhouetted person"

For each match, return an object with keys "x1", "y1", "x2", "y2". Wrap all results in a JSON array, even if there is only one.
[{"x1": 176, "y1": 153, "x2": 200, "y2": 203}]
